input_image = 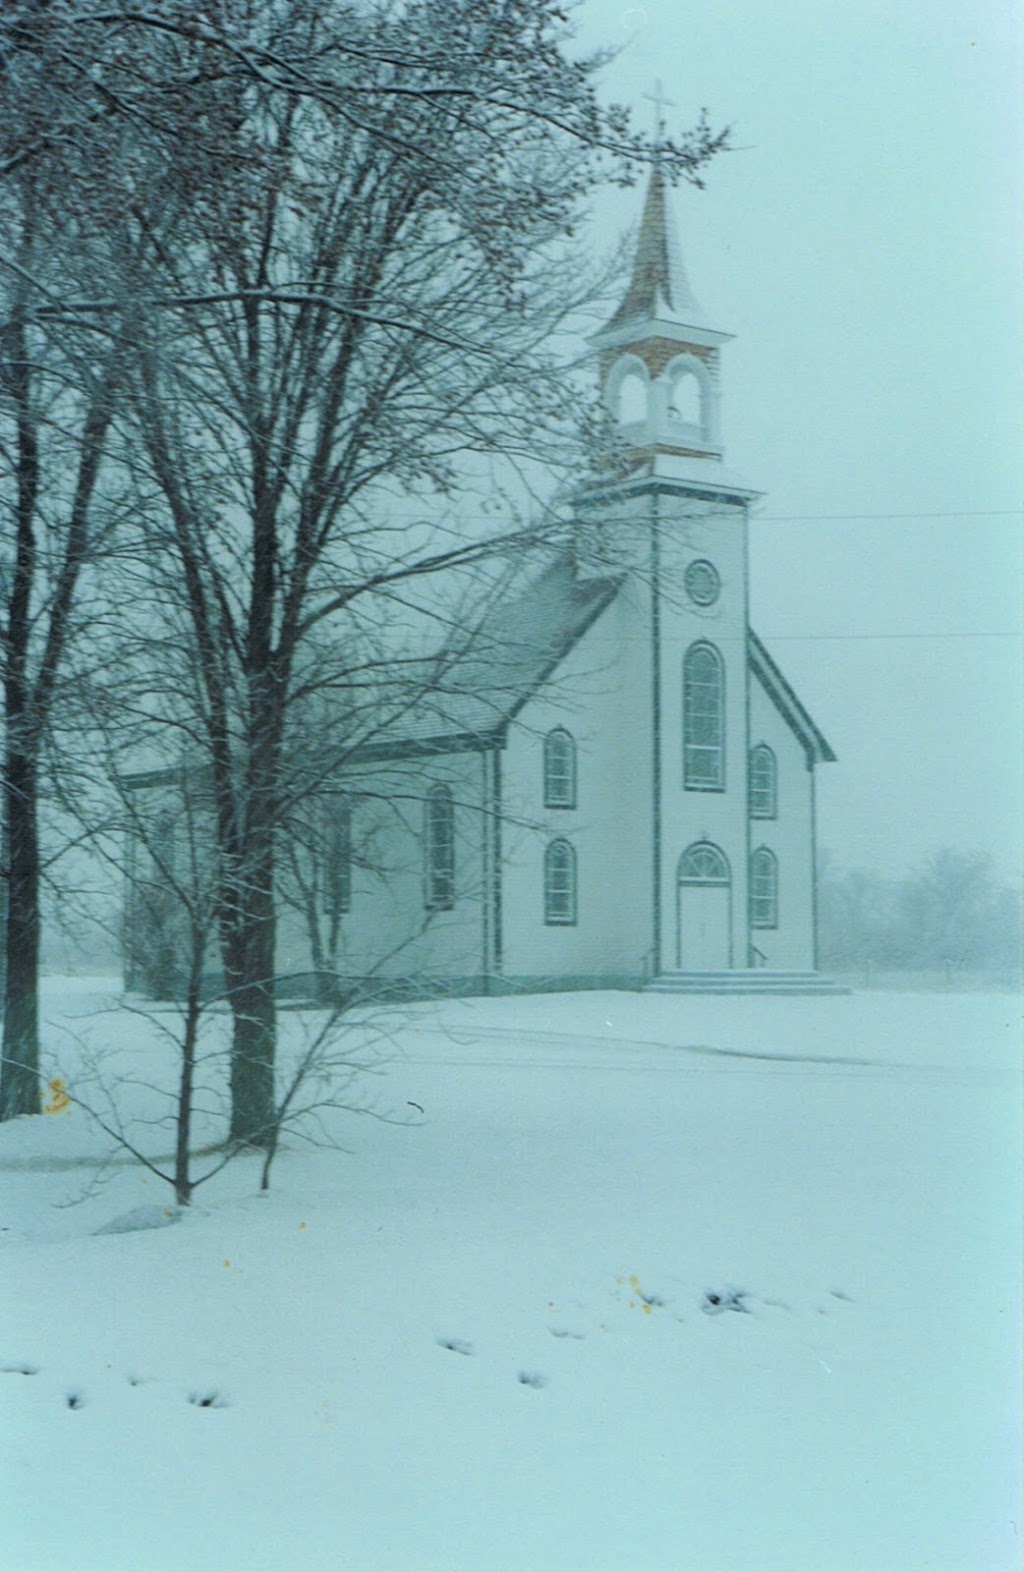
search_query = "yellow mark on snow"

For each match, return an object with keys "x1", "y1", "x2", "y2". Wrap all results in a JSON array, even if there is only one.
[
  {"x1": 43, "y1": 1077, "x2": 70, "y2": 1114},
  {"x1": 223, "y1": 1259, "x2": 231, "y2": 1269}
]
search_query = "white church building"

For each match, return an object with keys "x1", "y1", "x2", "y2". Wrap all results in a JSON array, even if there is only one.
[
  {"x1": 127, "y1": 166, "x2": 838, "y2": 1000},
  {"x1": 267, "y1": 166, "x2": 838, "y2": 1000}
]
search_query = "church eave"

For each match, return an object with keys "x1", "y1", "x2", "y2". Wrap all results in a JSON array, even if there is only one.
[
  {"x1": 591, "y1": 318, "x2": 732, "y2": 353},
  {"x1": 748, "y1": 629, "x2": 836, "y2": 764},
  {"x1": 574, "y1": 473, "x2": 760, "y2": 509}
]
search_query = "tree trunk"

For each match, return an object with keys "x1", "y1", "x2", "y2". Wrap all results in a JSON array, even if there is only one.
[
  {"x1": 173, "y1": 966, "x2": 205, "y2": 1205},
  {"x1": 226, "y1": 831, "x2": 277, "y2": 1148},
  {"x1": 0, "y1": 750, "x2": 41, "y2": 1118}
]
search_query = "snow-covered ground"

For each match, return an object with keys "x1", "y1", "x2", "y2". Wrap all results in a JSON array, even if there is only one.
[{"x1": 2, "y1": 979, "x2": 1021, "y2": 1572}]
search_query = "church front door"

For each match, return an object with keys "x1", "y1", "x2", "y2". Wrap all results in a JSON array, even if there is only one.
[{"x1": 676, "y1": 843, "x2": 732, "y2": 970}]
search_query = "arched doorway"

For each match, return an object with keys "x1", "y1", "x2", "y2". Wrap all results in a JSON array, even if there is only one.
[{"x1": 677, "y1": 842, "x2": 732, "y2": 970}]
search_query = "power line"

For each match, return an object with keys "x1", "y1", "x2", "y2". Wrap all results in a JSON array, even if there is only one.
[
  {"x1": 759, "y1": 630, "x2": 1022, "y2": 642},
  {"x1": 754, "y1": 508, "x2": 1023, "y2": 522}
]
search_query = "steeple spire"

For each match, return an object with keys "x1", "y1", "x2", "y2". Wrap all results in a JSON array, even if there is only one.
[
  {"x1": 606, "y1": 162, "x2": 710, "y2": 333},
  {"x1": 591, "y1": 101, "x2": 734, "y2": 467}
]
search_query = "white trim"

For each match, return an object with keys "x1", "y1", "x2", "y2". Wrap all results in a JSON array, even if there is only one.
[
  {"x1": 592, "y1": 319, "x2": 733, "y2": 352},
  {"x1": 604, "y1": 353, "x2": 650, "y2": 422}
]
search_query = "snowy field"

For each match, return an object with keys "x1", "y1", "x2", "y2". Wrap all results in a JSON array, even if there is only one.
[{"x1": 1, "y1": 978, "x2": 1021, "y2": 1572}]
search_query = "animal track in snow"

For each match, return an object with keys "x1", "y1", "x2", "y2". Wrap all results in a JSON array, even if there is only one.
[
  {"x1": 436, "y1": 1337, "x2": 474, "y2": 1356},
  {"x1": 1, "y1": 1362, "x2": 39, "y2": 1375},
  {"x1": 189, "y1": 1390, "x2": 229, "y2": 1409},
  {"x1": 547, "y1": 1326, "x2": 586, "y2": 1340},
  {"x1": 702, "y1": 1288, "x2": 750, "y2": 1316},
  {"x1": 517, "y1": 1370, "x2": 547, "y2": 1389}
]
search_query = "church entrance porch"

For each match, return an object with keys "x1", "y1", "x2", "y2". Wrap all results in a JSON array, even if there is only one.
[{"x1": 676, "y1": 842, "x2": 732, "y2": 970}]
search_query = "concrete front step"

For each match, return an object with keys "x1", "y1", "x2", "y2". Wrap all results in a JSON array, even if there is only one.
[{"x1": 644, "y1": 970, "x2": 849, "y2": 996}]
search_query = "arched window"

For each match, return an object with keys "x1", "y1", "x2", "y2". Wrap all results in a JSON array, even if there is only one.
[
  {"x1": 543, "y1": 728, "x2": 576, "y2": 808},
  {"x1": 664, "y1": 353, "x2": 711, "y2": 439},
  {"x1": 424, "y1": 784, "x2": 454, "y2": 909},
  {"x1": 544, "y1": 838, "x2": 577, "y2": 925},
  {"x1": 748, "y1": 745, "x2": 777, "y2": 820},
  {"x1": 683, "y1": 642, "x2": 725, "y2": 789},
  {"x1": 678, "y1": 841, "x2": 730, "y2": 885},
  {"x1": 750, "y1": 847, "x2": 778, "y2": 929},
  {"x1": 616, "y1": 373, "x2": 647, "y2": 425},
  {"x1": 606, "y1": 355, "x2": 649, "y2": 426},
  {"x1": 668, "y1": 367, "x2": 702, "y2": 425}
]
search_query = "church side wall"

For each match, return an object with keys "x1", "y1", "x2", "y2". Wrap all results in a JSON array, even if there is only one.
[
  {"x1": 275, "y1": 751, "x2": 489, "y2": 993},
  {"x1": 748, "y1": 675, "x2": 816, "y2": 969},
  {"x1": 498, "y1": 583, "x2": 653, "y2": 989}
]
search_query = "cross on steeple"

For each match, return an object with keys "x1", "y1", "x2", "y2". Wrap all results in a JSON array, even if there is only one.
[{"x1": 642, "y1": 78, "x2": 677, "y2": 151}]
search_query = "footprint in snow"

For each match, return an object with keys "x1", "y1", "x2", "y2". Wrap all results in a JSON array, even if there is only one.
[
  {"x1": 702, "y1": 1288, "x2": 750, "y2": 1316},
  {"x1": 1, "y1": 1362, "x2": 39, "y2": 1376},
  {"x1": 518, "y1": 1371, "x2": 547, "y2": 1389},
  {"x1": 437, "y1": 1337, "x2": 474, "y2": 1356},
  {"x1": 547, "y1": 1326, "x2": 586, "y2": 1340}
]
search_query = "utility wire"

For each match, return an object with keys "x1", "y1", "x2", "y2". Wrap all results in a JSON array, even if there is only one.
[
  {"x1": 758, "y1": 631, "x2": 1022, "y2": 642},
  {"x1": 753, "y1": 508, "x2": 1023, "y2": 522}
]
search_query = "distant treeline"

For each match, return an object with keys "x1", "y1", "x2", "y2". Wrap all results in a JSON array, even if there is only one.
[{"x1": 818, "y1": 848, "x2": 1022, "y2": 982}]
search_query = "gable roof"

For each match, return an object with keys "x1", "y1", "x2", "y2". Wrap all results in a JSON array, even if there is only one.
[
  {"x1": 122, "y1": 556, "x2": 834, "y2": 782},
  {"x1": 747, "y1": 628, "x2": 836, "y2": 764},
  {"x1": 348, "y1": 553, "x2": 622, "y2": 762}
]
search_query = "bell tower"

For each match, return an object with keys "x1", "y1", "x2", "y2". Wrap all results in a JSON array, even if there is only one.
[
  {"x1": 592, "y1": 159, "x2": 732, "y2": 463},
  {"x1": 577, "y1": 126, "x2": 761, "y2": 979}
]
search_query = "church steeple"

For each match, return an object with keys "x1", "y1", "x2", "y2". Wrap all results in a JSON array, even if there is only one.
[
  {"x1": 593, "y1": 159, "x2": 732, "y2": 463},
  {"x1": 605, "y1": 163, "x2": 712, "y2": 335}
]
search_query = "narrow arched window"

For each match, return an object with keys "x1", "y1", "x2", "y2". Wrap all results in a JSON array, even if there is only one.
[
  {"x1": 750, "y1": 847, "x2": 778, "y2": 929},
  {"x1": 748, "y1": 745, "x2": 777, "y2": 820},
  {"x1": 668, "y1": 368, "x2": 702, "y2": 425},
  {"x1": 322, "y1": 793, "x2": 352, "y2": 915},
  {"x1": 616, "y1": 371, "x2": 647, "y2": 425},
  {"x1": 683, "y1": 643, "x2": 724, "y2": 789},
  {"x1": 543, "y1": 728, "x2": 576, "y2": 808},
  {"x1": 424, "y1": 784, "x2": 454, "y2": 909},
  {"x1": 544, "y1": 838, "x2": 577, "y2": 925}
]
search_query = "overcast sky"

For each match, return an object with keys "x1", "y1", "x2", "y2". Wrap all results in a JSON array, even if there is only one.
[{"x1": 569, "y1": 0, "x2": 1023, "y2": 882}]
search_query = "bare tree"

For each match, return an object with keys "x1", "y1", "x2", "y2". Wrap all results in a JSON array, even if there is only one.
[
  {"x1": 0, "y1": 175, "x2": 130, "y2": 1117},
  {"x1": 97, "y1": 1, "x2": 723, "y2": 1145},
  {"x1": 1, "y1": 0, "x2": 726, "y2": 1139}
]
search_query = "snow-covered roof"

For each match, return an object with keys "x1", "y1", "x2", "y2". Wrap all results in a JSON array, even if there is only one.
[{"x1": 347, "y1": 553, "x2": 622, "y2": 761}]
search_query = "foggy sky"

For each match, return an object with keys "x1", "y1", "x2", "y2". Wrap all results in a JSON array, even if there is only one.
[{"x1": 572, "y1": 0, "x2": 1023, "y2": 881}]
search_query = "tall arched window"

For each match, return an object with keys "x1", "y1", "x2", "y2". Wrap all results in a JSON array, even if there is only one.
[
  {"x1": 617, "y1": 373, "x2": 647, "y2": 424},
  {"x1": 543, "y1": 727, "x2": 576, "y2": 808},
  {"x1": 424, "y1": 784, "x2": 454, "y2": 909},
  {"x1": 544, "y1": 838, "x2": 577, "y2": 925},
  {"x1": 668, "y1": 368, "x2": 702, "y2": 425},
  {"x1": 683, "y1": 642, "x2": 725, "y2": 789},
  {"x1": 748, "y1": 745, "x2": 777, "y2": 819},
  {"x1": 664, "y1": 352, "x2": 712, "y2": 441},
  {"x1": 606, "y1": 355, "x2": 649, "y2": 427},
  {"x1": 750, "y1": 847, "x2": 778, "y2": 929}
]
